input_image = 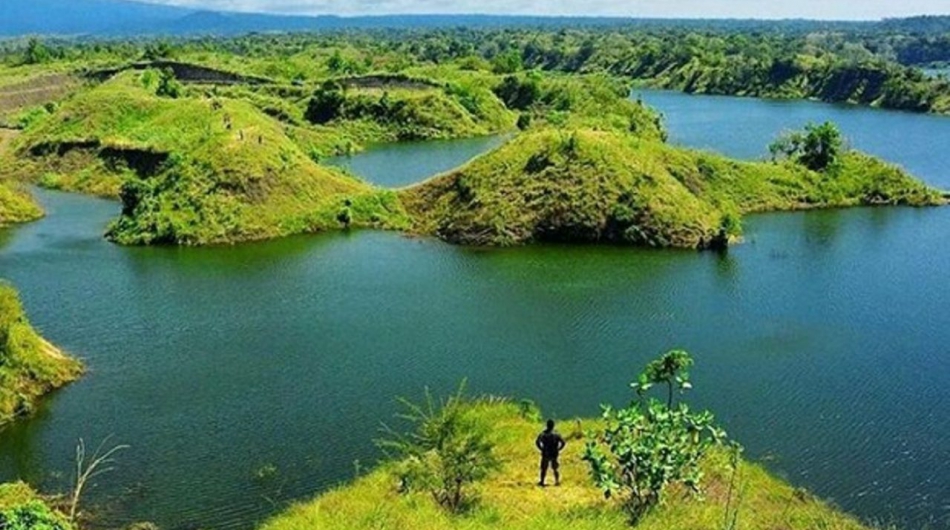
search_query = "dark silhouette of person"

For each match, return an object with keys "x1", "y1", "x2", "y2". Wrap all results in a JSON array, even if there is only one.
[{"x1": 535, "y1": 419, "x2": 566, "y2": 487}]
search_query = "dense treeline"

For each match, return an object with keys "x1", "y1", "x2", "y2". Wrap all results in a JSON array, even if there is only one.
[{"x1": 4, "y1": 23, "x2": 948, "y2": 114}]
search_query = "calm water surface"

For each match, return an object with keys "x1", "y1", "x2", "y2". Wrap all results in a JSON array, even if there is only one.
[
  {"x1": 324, "y1": 135, "x2": 506, "y2": 187},
  {"x1": 1, "y1": 96, "x2": 949, "y2": 530}
]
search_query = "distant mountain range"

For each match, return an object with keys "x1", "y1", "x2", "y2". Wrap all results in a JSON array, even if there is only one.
[{"x1": 1, "y1": 0, "x2": 949, "y2": 38}]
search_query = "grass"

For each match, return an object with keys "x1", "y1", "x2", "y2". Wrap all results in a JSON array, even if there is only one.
[
  {"x1": 401, "y1": 128, "x2": 944, "y2": 249},
  {"x1": 2, "y1": 61, "x2": 943, "y2": 248},
  {"x1": 0, "y1": 283, "x2": 82, "y2": 427},
  {"x1": 0, "y1": 481, "x2": 74, "y2": 530},
  {"x1": 261, "y1": 401, "x2": 871, "y2": 530},
  {"x1": 3, "y1": 71, "x2": 414, "y2": 245},
  {"x1": 0, "y1": 180, "x2": 42, "y2": 227}
]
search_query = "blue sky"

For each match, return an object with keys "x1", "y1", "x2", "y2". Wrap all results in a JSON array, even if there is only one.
[{"x1": 145, "y1": 0, "x2": 949, "y2": 20}]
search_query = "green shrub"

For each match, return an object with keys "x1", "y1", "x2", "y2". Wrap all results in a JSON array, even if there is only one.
[
  {"x1": 155, "y1": 68, "x2": 182, "y2": 99},
  {"x1": 0, "y1": 500, "x2": 72, "y2": 530},
  {"x1": 378, "y1": 383, "x2": 501, "y2": 513},
  {"x1": 583, "y1": 350, "x2": 726, "y2": 523},
  {"x1": 769, "y1": 122, "x2": 844, "y2": 172}
]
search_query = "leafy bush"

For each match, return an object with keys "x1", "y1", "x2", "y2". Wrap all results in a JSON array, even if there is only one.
[
  {"x1": 583, "y1": 350, "x2": 726, "y2": 522},
  {"x1": 0, "y1": 500, "x2": 72, "y2": 530},
  {"x1": 305, "y1": 82, "x2": 346, "y2": 124},
  {"x1": 378, "y1": 384, "x2": 500, "y2": 513},
  {"x1": 769, "y1": 122, "x2": 844, "y2": 172},
  {"x1": 155, "y1": 68, "x2": 183, "y2": 99}
]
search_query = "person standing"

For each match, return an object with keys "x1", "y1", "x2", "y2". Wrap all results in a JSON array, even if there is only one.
[{"x1": 535, "y1": 419, "x2": 566, "y2": 487}]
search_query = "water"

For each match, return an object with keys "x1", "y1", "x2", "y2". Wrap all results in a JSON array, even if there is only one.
[
  {"x1": 1, "y1": 97, "x2": 950, "y2": 530},
  {"x1": 635, "y1": 89, "x2": 950, "y2": 191},
  {"x1": 324, "y1": 135, "x2": 507, "y2": 187},
  {"x1": 922, "y1": 68, "x2": 949, "y2": 80}
]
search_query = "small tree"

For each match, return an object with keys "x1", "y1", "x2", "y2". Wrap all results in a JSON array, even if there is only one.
[
  {"x1": 305, "y1": 82, "x2": 346, "y2": 125},
  {"x1": 378, "y1": 383, "x2": 500, "y2": 513},
  {"x1": 24, "y1": 38, "x2": 50, "y2": 65},
  {"x1": 769, "y1": 121, "x2": 844, "y2": 172},
  {"x1": 155, "y1": 68, "x2": 182, "y2": 99},
  {"x1": 583, "y1": 350, "x2": 725, "y2": 523}
]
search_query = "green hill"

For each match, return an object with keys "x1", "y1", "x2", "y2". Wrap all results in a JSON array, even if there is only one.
[
  {"x1": 3, "y1": 71, "x2": 411, "y2": 245},
  {"x1": 0, "y1": 283, "x2": 82, "y2": 427},
  {"x1": 401, "y1": 128, "x2": 942, "y2": 249},
  {"x1": 261, "y1": 402, "x2": 869, "y2": 530}
]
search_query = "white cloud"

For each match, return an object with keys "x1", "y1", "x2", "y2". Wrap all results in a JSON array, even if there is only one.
[{"x1": 143, "y1": 0, "x2": 949, "y2": 20}]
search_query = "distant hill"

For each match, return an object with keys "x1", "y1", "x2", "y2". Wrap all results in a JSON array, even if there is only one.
[
  {"x1": 0, "y1": 0, "x2": 898, "y2": 38},
  {"x1": 0, "y1": 0, "x2": 191, "y2": 36}
]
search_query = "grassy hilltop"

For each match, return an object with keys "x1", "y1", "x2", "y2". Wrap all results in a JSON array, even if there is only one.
[
  {"x1": 262, "y1": 402, "x2": 869, "y2": 530},
  {"x1": 402, "y1": 127, "x2": 942, "y2": 249},
  {"x1": 0, "y1": 283, "x2": 82, "y2": 427},
  {"x1": 2, "y1": 70, "x2": 421, "y2": 245}
]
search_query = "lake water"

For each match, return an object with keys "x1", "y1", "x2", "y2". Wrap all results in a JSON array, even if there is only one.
[
  {"x1": 324, "y1": 135, "x2": 507, "y2": 188},
  {"x1": 1, "y1": 93, "x2": 949, "y2": 530}
]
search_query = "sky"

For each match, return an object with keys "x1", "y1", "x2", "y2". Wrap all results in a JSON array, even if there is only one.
[{"x1": 142, "y1": 0, "x2": 950, "y2": 20}]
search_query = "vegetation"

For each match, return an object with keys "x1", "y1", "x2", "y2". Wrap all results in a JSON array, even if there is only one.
[
  {"x1": 0, "y1": 283, "x2": 82, "y2": 427},
  {"x1": 378, "y1": 383, "x2": 501, "y2": 513},
  {"x1": 770, "y1": 122, "x2": 844, "y2": 172},
  {"x1": 0, "y1": 482, "x2": 73, "y2": 530},
  {"x1": 0, "y1": 180, "x2": 42, "y2": 227},
  {"x1": 261, "y1": 400, "x2": 870, "y2": 530},
  {"x1": 2, "y1": 70, "x2": 412, "y2": 244},
  {"x1": 401, "y1": 125, "x2": 942, "y2": 249},
  {"x1": 0, "y1": 31, "x2": 943, "y2": 248},
  {"x1": 584, "y1": 351, "x2": 726, "y2": 522}
]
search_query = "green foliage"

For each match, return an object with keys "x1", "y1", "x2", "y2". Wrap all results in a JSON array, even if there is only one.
[
  {"x1": 402, "y1": 123, "x2": 941, "y2": 250},
  {"x1": 494, "y1": 75, "x2": 541, "y2": 110},
  {"x1": 13, "y1": 106, "x2": 51, "y2": 130},
  {"x1": 305, "y1": 82, "x2": 346, "y2": 125},
  {"x1": 491, "y1": 50, "x2": 524, "y2": 74},
  {"x1": 0, "y1": 500, "x2": 71, "y2": 530},
  {"x1": 304, "y1": 76, "x2": 513, "y2": 141},
  {"x1": 143, "y1": 41, "x2": 174, "y2": 61},
  {"x1": 633, "y1": 349, "x2": 694, "y2": 408},
  {"x1": 23, "y1": 38, "x2": 50, "y2": 66},
  {"x1": 0, "y1": 181, "x2": 42, "y2": 227},
  {"x1": 583, "y1": 351, "x2": 726, "y2": 522},
  {"x1": 0, "y1": 284, "x2": 82, "y2": 426},
  {"x1": 770, "y1": 122, "x2": 844, "y2": 172},
  {"x1": 378, "y1": 383, "x2": 501, "y2": 513},
  {"x1": 155, "y1": 68, "x2": 183, "y2": 99},
  {"x1": 326, "y1": 50, "x2": 367, "y2": 75}
]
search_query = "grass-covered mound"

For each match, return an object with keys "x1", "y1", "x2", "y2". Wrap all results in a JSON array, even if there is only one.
[
  {"x1": 303, "y1": 74, "x2": 515, "y2": 146},
  {"x1": 4, "y1": 71, "x2": 411, "y2": 245},
  {"x1": 0, "y1": 283, "x2": 82, "y2": 427},
  {"x1": 0, "y1": 181, "x2": 42, "y2": 227},
  {"x1": 491, "y1": 73, "x2": 666, "y2": 140},
  {"x1": 261, "y1": 401, "x2": 868, "y2": 530},
  {"x1": 402, "y1": 128, "x2": 943, "y2": 249}
]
